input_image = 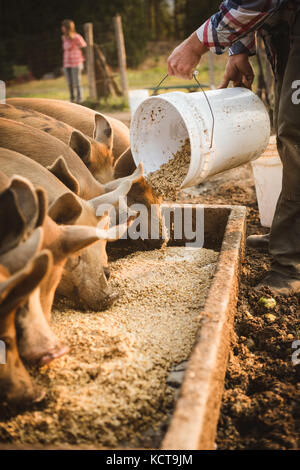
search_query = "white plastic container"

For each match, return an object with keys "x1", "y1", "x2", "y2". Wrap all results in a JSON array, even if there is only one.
[
  {"x1": 130, "y1": 87, "x2": 271, "y2": 189},
  {"x1": 129, "y1": 89, "x2": 149, "y2": 116},
  {"x1": 251, "y1": 136, "x2": 282, "y2": 228}
]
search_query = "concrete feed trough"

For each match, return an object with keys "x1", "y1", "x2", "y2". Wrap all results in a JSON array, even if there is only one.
[
  {"x1": 162, "y1": 204, "x2": 246, "y2": 450},
  {"x1": 0, "y1": 204, "x2": 246, "y2": 450}
]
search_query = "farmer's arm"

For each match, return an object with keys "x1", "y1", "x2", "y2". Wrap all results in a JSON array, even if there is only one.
[{"x1": 168, "y1": 0, "x2": 281, "y2": 85}]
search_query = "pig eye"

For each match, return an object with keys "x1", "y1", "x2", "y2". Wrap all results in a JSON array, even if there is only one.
[
  {"x1": 103, "y1": 267, "x2": 111, "y2": 280},
  {"x1": 0, "y1": 336, "x2": 13, "y2": 351},
  {"x1": 71, "y1": 256, "x2": 81, "y2": 269}
]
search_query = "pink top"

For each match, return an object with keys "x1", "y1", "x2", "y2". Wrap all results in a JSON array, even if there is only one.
[{"x1": 62, "y1": 33, "x2": 87, "y2": 68}]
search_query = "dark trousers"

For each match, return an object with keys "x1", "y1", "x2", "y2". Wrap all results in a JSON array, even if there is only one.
[
  {"x1": 262, "y1": 6, "x2": 300, "y2": 278},
  {"x1": 64, "y1": 66, "x2": 83, "y2": 103}
]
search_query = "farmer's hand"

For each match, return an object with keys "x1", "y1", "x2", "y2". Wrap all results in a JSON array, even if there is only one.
[
  {"x1": 168, "y1": 32, "x2": 208, "y2": 80},
  {"x1": 219, "y1": 53, "x2": 255, "y2": 89}
]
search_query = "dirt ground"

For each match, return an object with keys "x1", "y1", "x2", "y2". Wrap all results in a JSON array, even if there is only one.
[{"x1": 178, "y1": 164, "x2": 300, "y2": 450}]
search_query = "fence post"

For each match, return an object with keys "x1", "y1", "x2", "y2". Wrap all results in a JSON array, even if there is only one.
[
  {"x1": 84, "y1": 22, "x2": 98, "y2": 101},
  {"x1": 114, "y1": 15, "x2": 129, "y2": 99}
]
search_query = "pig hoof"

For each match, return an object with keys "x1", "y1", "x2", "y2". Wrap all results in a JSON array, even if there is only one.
[{"x1": 38, "y1": 344, "x2": 70, "y2": 367}]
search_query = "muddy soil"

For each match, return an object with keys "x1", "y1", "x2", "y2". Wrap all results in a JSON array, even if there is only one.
[{"x1": 178, "y1": 163, "x2": 300, "y2": 450}]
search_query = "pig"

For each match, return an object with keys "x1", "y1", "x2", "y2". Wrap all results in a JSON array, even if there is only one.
[
  {"x1": 1, "y1": 177, "x2": 116, "y2": 366},
  {"x1": 0, "y1": 175, "x2": 133, "y2": 366},
  {"x1": 0, "y1": 117, "x2": 143, "y2": 204},
  {"x1": 0, "y1": 225, "x2": 65, "y2": 367},
  {"x1": 0, "y1": 173, "x2": 26, "y2": 255},
  {"x1": 0, "y1": 104, "x2": 114, "y2": 184},
  {"x1": 3, "y1": 100, "x2": 163, "y2": 244},
  {"x1": 0, "y1": 251, "x2": 51, "y2": 406},
  {"x1": 0, "y1": 148, "x2": 141, "y2": 311},
  {"x1": 6, "y1": 97, "x2": 130, "y2": 162},
  {"x1": 0, "y1": 117, "x2": 106, "y2": 200},
  {"x1": 114, "y1": 147, "x2": 137, "y2": 179}
]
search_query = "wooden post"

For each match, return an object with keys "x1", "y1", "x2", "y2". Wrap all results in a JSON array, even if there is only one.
[
  {"x1": 84, "y1": 22, "x2": 98, "y2": 101},
  {"x1": 114, "y1": 15, "x2": 129, "y2": 99},
  {"x1": 208, "y1": 52, "x2": 216, "y2": 90}
]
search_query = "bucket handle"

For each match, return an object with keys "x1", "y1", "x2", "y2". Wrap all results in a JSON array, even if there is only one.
[{"x1": 152, "y1": 71, "x2": 215, "y2": 149}]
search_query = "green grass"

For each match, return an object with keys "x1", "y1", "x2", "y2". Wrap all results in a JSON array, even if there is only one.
[{"x1": 6, "y1": 52, "x2": 258, "y2": 113}]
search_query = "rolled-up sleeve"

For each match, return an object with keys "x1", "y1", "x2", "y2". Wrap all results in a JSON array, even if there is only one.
[{"x1": 197, "y1": 0, "x2": 282, "y2": 55}]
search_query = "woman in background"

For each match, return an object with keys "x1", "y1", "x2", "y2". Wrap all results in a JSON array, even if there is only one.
[{"x1": 61, "y1": 19, "x2": 87, "y2": 103}]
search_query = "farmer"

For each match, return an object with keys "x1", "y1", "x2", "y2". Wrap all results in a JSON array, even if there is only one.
[
  {"x1": 168, "y1": 0, "x2": 300, "y2": 296},
  {"x1": 61, "y1": 19, "x2": 87, "y2": 103}
]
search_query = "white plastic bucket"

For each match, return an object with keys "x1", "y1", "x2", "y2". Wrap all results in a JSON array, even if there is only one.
[
  {"x1": 129, "y1": 89, "x2": 149, "y2": 116},
  {"x1": 130, "y1": 88, "x2": 271, "y2": 189},
  {"x1": 251, "y1": 136, "x2": 283, "y2": 228}
]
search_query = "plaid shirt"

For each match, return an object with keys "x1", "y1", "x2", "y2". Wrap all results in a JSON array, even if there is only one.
[
  {"x1": 197, "y1": 0, "x2": 292, "y2": 56},
  {"x1": 63, "y1": 33, "x2": 87, "y2": 68}
]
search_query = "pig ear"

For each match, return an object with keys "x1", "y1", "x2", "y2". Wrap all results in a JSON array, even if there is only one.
[
  {"x1": 69, "y1": 130, "x2": 92, "y2": 166},
  {"x1": 88, "y1": 179, "x2": 133, "y2": 211},
  {"x1": 93, "y1": 114, "x2": 113, "y2": 152},
  {"x1": 104, "y1": 162, "x2": 143, "y2": 192},
  {"x1": 0, "y1": 170, "x2": 10, "y2": 193},
  {"x1": 61, "y1": 225, "x2": 99, "y2": 256},
  {"x1": 0, "y1": 250, "x2": 52, "y2": 315},
  {"x1": 48, "y1": 192, "x2": 83, "y2": 225},
  {"x1": 96, "y1": 219, "x2": 136, "y2": 242},
  {"x1": 0, "y1": 227, "x2": 44, "y2": 275},
  {"x1": 35, "y1": 187, "x2": 48, "y2": 228},
  {"x1": 9, "y1": 176, "x2": 39, "y2": 235},
  {"x1": 47, "y1": 156, "x2": 80, "y2": 195},
  {"x1": 0, "y1": 188, "x2": 26, "y2": 256},
  {"x1": 114, "y1": 147, "x2": 136, "y2": 177}
]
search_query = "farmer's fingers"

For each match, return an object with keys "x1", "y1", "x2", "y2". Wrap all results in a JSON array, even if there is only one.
[
  {"x1": 240, "y1": 61, "x2": 255, "y2": 89},
  {"x1": 219, "y1": 74, "x2": 231, "y2": 89},
  {"x1": 242, "y1": 73, "x2": 254, "y2": 90},
  {"x1": 168, "y1": 61, "x2": 175, "y2": 77}
]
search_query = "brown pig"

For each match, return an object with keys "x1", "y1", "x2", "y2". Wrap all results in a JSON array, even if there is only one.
[
  {"x1": 6, "y1": 97, "x2": 130, "y2": 162},
  {"x1": 0, "y1": 104, "x2": 114, "y2": 184},
  {"x1": 1, "y1": 178, "x2": 108, "y2": 366},
  {"x1": 0, "y1": 117, "x2": 106, "y2": 200},
  {"x1": 0, "y1": 172, "x2": 26, "y2": 255},
  {"x1": 3, "y1": 100, "x2": 163, "y2": 244},
  {"x1": 0, "y1": 251, "x2": 51, "y2": 406},
  {"x1": 0, "y1": 117, "x2": 142, "y2": 204},
  {"x1": 0, "y1": 148, "x2": 139, "y2": 311},
  {"x1": 0, "y1": 226, "x2": 65, "y2": 367}
]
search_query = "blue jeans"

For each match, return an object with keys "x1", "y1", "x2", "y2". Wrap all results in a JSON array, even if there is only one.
[{"x1": 64, "y1": 65, "x2": 83, "y2": 103}]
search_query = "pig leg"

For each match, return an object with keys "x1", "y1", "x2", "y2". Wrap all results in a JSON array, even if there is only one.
[{"x1": 16, "y1": 289, "x2": 69, "y2": 367}]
